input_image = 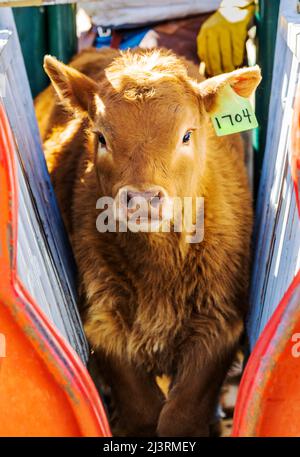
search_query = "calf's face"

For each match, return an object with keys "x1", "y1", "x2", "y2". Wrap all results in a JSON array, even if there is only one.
[
  {"x1": 93, "y1": 77, "x2": 206, "y2": 225},
  {"x1": 44, "y1": 51, "x2": 261, "y2": 226}
]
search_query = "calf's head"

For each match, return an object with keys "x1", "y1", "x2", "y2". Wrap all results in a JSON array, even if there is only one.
[{"x1": 44, "y1": 50, "x2": 261, "y2": 228}]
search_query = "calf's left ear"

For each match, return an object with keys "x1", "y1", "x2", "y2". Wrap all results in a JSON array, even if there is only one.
[
  {"x1": 199, "y1": 66, "x2": 262, "y2": 113},
  {"x1": 44, "y1": 55, "x2": 99, "y2": 114}
]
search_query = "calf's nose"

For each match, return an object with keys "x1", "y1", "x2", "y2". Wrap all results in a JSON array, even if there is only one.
[
  {"x1": 114, "y1": 186, "x2": 172, "y2": 224},
  {"x1": 126, "y1": 188, "x2": 167, "y2": 208}
]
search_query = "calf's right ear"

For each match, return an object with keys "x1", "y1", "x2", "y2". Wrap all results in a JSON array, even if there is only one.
[
  {"x1": 44, "y1": 55, "x2": 99, "y2": 114},
  {"x1": 199, "y1": 66, "x2": 262, "y2": 113}
]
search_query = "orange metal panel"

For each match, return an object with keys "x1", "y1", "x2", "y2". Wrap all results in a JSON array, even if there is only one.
[{"x1": 233, "y1": 271, "x2": 300, "y2": 436}]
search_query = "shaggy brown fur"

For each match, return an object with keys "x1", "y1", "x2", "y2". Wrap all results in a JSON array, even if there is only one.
[{"x1": 35, "y1": 47, "x2": 261, "y2": 437}]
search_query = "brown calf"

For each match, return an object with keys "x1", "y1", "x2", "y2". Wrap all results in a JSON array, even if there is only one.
[{"x1": 35, "y1": 48, "x2": 261, "y2": 436}]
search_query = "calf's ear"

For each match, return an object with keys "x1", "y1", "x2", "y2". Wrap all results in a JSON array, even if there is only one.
[
  {"x1": 44, "y1": 55, "x2": 99, "y2": 114},
  {"x1": 199, "y1": 66, "x2": 262, "y2": 113}
]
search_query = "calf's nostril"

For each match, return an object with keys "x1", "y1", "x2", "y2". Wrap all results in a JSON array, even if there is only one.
[
  {"x1": 150, "y1": 191, "x2": 166, "y2": 209},
  {"x1": 150, "y1": 196, "x2": 161, "y2": 208},
  {"x1": 157, "y1": 190, "x2": 165, "y2": 201},
  {"x1": 126, "y1": 190, "x2": 137, "y2": 206}
]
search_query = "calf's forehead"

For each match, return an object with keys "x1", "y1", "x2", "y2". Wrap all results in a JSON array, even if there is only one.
[{"x1": 98, "y1": 81, "x2": 200, "y2": 141}]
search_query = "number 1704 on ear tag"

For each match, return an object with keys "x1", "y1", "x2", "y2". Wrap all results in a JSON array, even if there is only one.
[{"x1": 211, "y1": 84, "x2": 258, "y2": 137}]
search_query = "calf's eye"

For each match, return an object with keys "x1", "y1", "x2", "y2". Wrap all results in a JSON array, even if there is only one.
[
  {"x1": 182, "y1": 131, "x2": 192, "y2": 144},
  {"x1": 98, "y1": 133, "x2": 106, "y2": 147}
]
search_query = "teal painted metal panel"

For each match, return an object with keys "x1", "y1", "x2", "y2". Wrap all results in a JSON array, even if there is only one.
[
  {"x1": 254, "y1": 0, "x2": 280, "y2": 191},
  {"x1": 13, "y1": 4, "x2": 77, "y2": 96},
  {"x1": 13, "y1": 6, "x2": 48, "y2": 97},
  {"x1": 47, "y1": 4, "x2": 77, "y2": 63}
]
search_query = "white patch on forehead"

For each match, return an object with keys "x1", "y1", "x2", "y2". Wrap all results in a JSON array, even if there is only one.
[
  {"x1": 94, "y1": 94, "x2": 105, "y2": 115},
  {"x1": 60, "y1": 117, "x2": 82, "y2": 144}
]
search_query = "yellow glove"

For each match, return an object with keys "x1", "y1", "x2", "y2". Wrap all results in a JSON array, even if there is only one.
[{"x1": 197, "y1": 3, "x2": 255, "y2": 76}]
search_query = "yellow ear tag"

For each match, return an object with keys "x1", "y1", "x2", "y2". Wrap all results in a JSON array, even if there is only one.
[{"x1": 211, "y1": 84, "x2": 258, "y2": 136}]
